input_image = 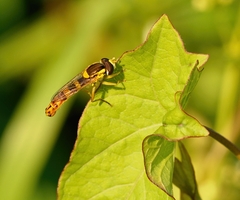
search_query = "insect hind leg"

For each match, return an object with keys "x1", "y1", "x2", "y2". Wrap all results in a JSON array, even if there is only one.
[
  {"x1": 88, "y1": 85, "x2": 112, "y2": 107},
  {"x1": 92, "y1": 98, "x2": 112, "y2": 107}
]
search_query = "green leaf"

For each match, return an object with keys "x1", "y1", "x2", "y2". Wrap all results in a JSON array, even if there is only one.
[
  {"x1": 58, "y1": 15, "x2": 209, "y2": 199},
  {"x1": 142, "y1": 135, "x2": 175, "y2": 197},
  {"x1": 173, "y1": 142, "x2": 202, "y2": 200}
]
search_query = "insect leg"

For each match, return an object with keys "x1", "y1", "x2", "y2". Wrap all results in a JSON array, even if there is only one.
[
  {"x1": 89, "y1": 84, "x2": 112, "y2": 107},
  {"x1": 105, "y1": 71, "x2": 120, "y2": 79}
]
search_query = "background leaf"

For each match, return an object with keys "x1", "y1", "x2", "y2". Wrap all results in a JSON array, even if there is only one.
[
  {"x1": 173, "y1": 142, "x2": 201, "y2": 200},
  {"x1": 142, "y1": 135, "x2": 175, "y2": 197}
]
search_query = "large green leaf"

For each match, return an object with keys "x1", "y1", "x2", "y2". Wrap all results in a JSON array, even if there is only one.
[{"x1": 58, "y1": 15, "x2": 209, "y2": 199}]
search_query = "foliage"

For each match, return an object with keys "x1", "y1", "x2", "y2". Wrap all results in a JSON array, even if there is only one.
[{"x1": 58, "y1": 15, "x2": 208, "y2": 199}]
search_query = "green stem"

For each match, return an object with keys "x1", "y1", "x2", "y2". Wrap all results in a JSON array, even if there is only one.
[{"x1": 204, "y1": 126, "x2": 240, "y2": 160}]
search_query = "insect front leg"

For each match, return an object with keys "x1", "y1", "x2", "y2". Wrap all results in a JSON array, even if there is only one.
[{"x1": 102, "y1": 72, "x2": 123, "y2": 86}]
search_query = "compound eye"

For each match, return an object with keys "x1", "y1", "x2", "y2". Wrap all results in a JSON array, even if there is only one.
[{"x1": 101, "y1": 58, "x2": 114, "y2": 75}]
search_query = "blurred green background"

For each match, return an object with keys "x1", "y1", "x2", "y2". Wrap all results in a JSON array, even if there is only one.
[{"x1": 0, "y1": 0, "x2": 239, "y2": 199}]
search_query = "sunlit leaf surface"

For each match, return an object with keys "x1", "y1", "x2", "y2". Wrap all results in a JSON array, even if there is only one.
[{"x1": 58, "y1": 15, "x2": 208, "y2": 199}]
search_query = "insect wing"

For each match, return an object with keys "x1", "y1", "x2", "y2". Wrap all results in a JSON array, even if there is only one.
[{"x1": 51, "y1": 72, "x2": 91, "y2": 102}]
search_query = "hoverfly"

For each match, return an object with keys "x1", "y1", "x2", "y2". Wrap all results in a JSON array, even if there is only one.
[{"x1": 45, "y1": 58, "x2": 120, "y2": 117}]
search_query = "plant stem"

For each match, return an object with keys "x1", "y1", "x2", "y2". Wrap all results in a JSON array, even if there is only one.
[{"x1": 204, "y1": 126, "x2": 240, "y2": 160}]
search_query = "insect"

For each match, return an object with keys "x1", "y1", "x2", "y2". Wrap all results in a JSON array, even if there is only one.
[{"x1": 45, "y1": 58, "x2": 120, "y2": 117}]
